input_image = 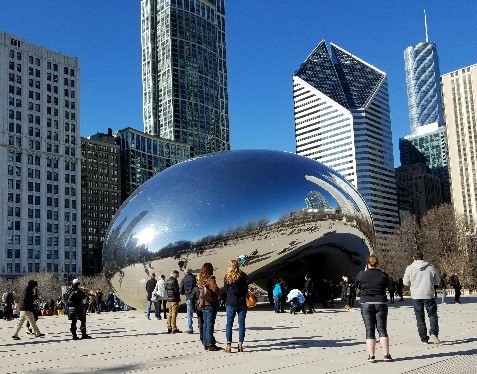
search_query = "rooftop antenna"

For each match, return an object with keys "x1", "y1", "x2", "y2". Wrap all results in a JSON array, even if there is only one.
[{"x1": 424, "y1": 9, "x2": 429, "y2": 42}]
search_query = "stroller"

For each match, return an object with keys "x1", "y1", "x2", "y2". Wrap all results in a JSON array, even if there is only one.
[{"x1": 286, "y1": 289, "x2": 305, "y2": 314}]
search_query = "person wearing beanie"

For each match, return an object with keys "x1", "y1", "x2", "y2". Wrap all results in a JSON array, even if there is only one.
[
  {"x1": 67, "y1": 279, "x2": 92, "y2": 340},
  {"x1": 11, "y1": 280, "x2": 45, "y2": 340},
  {"x1": 165, "y1": 270, "x2": 181, "y2": 333}
]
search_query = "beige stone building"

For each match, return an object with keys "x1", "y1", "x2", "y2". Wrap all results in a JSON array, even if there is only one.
[{"x1": 442, "y1": 64, "x2": 477, "y2": 228}]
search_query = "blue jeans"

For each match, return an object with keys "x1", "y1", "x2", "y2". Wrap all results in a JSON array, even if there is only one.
[
  {"x1": 412, "y1": 298, "x2": 439, "y2": 340},
  {"x1": 360, "y1": 303, "x2": 388, "y2": 339},
  {"x1": 201, "y1": 306, "x2": 217, "y2": 346},
  {"x1": 186, "y1": 299, "x2": 194, "y2": 332},
  {"x1": 226, "y1": 306, "x2": 247, "y2": 344},
  {"x1": 146, "y1": 300, "x2": 153, "y2": 319},
  {"x1": 154, "y1": 301, "x2": 161, "y2": 319},
  {"x1": 273, "y1": 296, "x2": 281, "y2": 312}
]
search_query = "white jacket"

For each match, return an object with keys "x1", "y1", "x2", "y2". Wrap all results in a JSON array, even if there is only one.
[
  {"x1": 154, "y1": 279, "x2": 167, "y2": 300},
  {"x1": 403, "y1": 260, "x2": 440, "y2": 300}
]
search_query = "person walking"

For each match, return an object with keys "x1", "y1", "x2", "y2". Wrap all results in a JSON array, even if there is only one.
[
  {"x1": 440, "y1": 273, "x2": 448, "y2": 304},
  {"x1": 198, "y1": 262, "x2": 221, "y2": 351},
  {"x1": 67, "y1": 279, "x2": 92, "y2": 340},
  {"x1": 165, "y1": 270, "x2": 181, "y2": 334},
  {"x1": 302, "y1": 274, "x2": 315, "y2": 313},
  {"x1": 272, "y1": 279, "x2": 282, "y2": 313},
  {"x1": 356, "y1": 256, "x2": 394, "y2": 363},
  {"x1": 180, "y1": 269, "x2": 197, "y2": 333},
  {"x1": 145, "y1": 273, "x2": 157, "y2": 320},
  {"x1": 223, "y1": 260, "x2": 248, "y2": 353},
  {"x1": 450, "y1": 273, "x2": 462, "y2": 304},
  {"x1": 403, "y1": 250, "x2": 441, "y2": 345},
  {"x1": 156, "y1": 275, "x2": 168, "y2": 319},
  {"x1": 388, "y1": 279, "x2": 395, "y2": 304},
  {"x1": 11, "y1": 280, "x2": 45, "y2": 340}
]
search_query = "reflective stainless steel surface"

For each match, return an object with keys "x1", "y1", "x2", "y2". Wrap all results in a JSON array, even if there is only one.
[{"x1": 103, "y1": 149, "x2": 374, "y2": 310}]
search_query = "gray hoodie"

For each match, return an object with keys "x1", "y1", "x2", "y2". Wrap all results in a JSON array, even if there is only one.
[{"x1": 403, "y1": 260, "x2": 440, "y2": 299}]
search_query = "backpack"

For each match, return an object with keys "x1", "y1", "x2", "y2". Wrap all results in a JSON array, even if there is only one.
[{"x1": 199, "y1": 284, "x2": 211, "y2": 307}]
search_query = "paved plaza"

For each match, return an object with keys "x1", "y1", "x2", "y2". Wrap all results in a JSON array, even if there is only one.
[{"x1": 1, "y1": 297, "x2": 476, "y2": 374}]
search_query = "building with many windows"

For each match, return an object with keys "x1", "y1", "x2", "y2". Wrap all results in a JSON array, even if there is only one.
[
  {"x1": 116, "y1": 127, "x2": 191, "y2": 203},
  {"x1": 442, "y1": 64, "x2": 477, "y2": 228},
  {"x1": 0, "y1": 32, "x2": 81, "y2": 277},
  {"x1": 81, "y1": 130, "x2": 120, "y2": 275},
  {"x1": 141, "y1": 0, "x2": 229, "y2": 157},
  {"x1": 293, "y1": 41, "x2": 399, "y2": 237}
]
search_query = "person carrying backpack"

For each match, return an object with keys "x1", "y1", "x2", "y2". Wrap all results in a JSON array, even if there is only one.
[{"x1": 67, "y1": 279, "x2": 92, "y2": 340}]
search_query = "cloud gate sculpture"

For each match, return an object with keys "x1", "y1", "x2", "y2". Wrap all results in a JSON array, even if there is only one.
[{"x1": 103, "y1": 149, "x2": 374, "y2": 310}]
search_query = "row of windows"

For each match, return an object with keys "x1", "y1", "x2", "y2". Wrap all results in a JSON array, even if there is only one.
[
  {"x1": 8, "y1": 49, "x2": 76, "y2": 75},
  {"x1": 3, "y1": 263, "x2": 78, "y2": 275}
]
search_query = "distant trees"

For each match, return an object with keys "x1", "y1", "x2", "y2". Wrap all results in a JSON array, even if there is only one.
[{"x1": 378, "y1": 204, "x2": 477, "y2": 288}]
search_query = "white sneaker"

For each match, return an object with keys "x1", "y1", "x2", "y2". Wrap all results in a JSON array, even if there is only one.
[{"x1": 429, "y1": 334, "x2": 441, "y2": 345}]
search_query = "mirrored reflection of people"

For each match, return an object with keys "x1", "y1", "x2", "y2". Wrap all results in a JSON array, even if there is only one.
[
  {"x1": 198, "y1": 262, "x2": 221, "y2": 351},
  {"x1": 68, "y1": 279, "x2": 92, "y2": 340},
  {"x1": 356, "y1": 256, "x2": 394, "y2": 363},
  {"x1": 223, "y1": 260, "x2": 248, "y2": 353},
  {"x1": 450, "y1": 273, "x2": 462, "y2": 304},
  {"x1": 302, "y1": 274, "x2": 315, "y2": 313},
  {"x1": 403, "y1": 250, "x2": 441, "y2": 345},
  {"x1": 11, "y1": 280, "x2": 45, "y2": 340},
  {"x1": 165, "y1": 270, "x2": 181, "y2": 334},
  {"x1": 145, "y1": 273, "x2": 157, "y2": 320}
]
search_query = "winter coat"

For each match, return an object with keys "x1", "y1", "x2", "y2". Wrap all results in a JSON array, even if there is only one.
[
  {"x1": 145, "y1": 278, "x2": 157, "y2": 301},
  {"x1": 154, "y1": 279, "x2": 167, "y2": 300},
  {"x1": 272, "y1": 283, "x2": 282, "y2": 297},
  {"x1": 67, "y1": 285, "x2": 87, "y2": 317},
  {"x1": 19, "y1": 286, "x2": 38, "y2": 312},
  {"x1": 403, "y1": 260, "x2": 440, "y2": 299},
  {"x1": 355, "y1": 268, "x2": 389, "y2": 303},
  {"x1": 199, "y1": 275, "x2": 220, "y2": 308},
  {"x1": 180, "y1": 273, "x2": 197, "y2": 300},
  {"x1": 224, "y1": 272, "x2": 248, "y2": 307},
  {"x1": 165, "y1": 276, "x2": 181, "y2": 302}
]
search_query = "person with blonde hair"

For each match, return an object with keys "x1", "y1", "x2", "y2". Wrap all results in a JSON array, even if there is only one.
[
  {"x1": 198, "y1": 262, "x2": 221, "y2": 351},
  {"x1": 223, "y1": 259, "x2": 248, "y2": 353},
  {"x1": 355, "y1": 255, "x2": 393, "y2": 363}
]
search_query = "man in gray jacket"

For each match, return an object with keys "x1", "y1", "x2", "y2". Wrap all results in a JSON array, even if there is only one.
[{"x1": 403, "y1": 250, "x2": 441, "y2": 345}]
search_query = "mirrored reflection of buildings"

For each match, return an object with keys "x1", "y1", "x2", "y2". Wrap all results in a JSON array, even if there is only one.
[
  {"x1": 399, "y1": 13, "x2": 450, "y2": 216},
  {"x1": 81, "y1": 130, "x2": 120, "y2": 275},
  {"x1": 140, "y1": 0, "x2": 230, "y2": 157},
  {"x1": 0, "y1": 32, "x2": 81, "y2": 278},
  {"x1": 442, "y1": 64, "x2": 477, "y2": 228},
  {"x1": 293, "y1": 40, "x2": 399, "y2": 240},
  {"x1": 116, "y1": 127, "x2": 191, "y2": 203}
]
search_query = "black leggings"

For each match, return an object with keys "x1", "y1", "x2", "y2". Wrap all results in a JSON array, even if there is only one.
[{"x1": 360, "y1": 303, "x2": 388, "y2": 339}]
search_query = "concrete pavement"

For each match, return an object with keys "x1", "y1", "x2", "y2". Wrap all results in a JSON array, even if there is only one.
[{"x1": 1, "y1": 297, "x2": 476, "y2": 373}]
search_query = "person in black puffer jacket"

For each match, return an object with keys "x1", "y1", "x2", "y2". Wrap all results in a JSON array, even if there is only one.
[
  {"x1": 11, "y1": 280, "x2": 44, "y2": 340},
  {"x1": 180, "y1": 269, "x2": 197, "y2": 333},
  {"x1": 67, "y1": 279, "x2": 92, "y2": 340},
  {"x1": 165, "y1": 270, "x2": 181, "y2": 334}
]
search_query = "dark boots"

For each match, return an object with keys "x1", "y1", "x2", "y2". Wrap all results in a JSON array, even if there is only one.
[
  {"x1": 80, "y1": 327, "x2": 92, "y2": 339},
  {"x1": 71, "y1": 328, "x2": 80, "y2": 340}
]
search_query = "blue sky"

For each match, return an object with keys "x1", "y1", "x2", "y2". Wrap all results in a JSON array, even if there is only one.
[{"x1": 2, "y1": 1, "x2": 476, "y2": 166}]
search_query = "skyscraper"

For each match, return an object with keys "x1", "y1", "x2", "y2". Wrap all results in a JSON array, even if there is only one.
[
  {"x1": 442, "y1": 64, "x2": 477, "y2": 227},
  {"x1": 141, "y1": 0, "x2": 230, "y2": 157},
  {"x1": 1, "y1": 32, "x2": 81, "y2": 277},
  {"x1": 293, "y1": 41, "x2": 399, "y2": 237},
  {"x1": 404, "y1": 12, "x2": 444, "y2": 132}
]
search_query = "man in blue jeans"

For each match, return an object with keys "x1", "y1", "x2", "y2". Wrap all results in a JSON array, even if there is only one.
[
  {"x1": 180, "y1": 269, "x2": 197, "y2": 333},
  {"x1": 403, "y1": 250, "x2": 441, "y2": 345}
]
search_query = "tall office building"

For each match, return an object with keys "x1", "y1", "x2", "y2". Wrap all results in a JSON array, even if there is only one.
[
  {"x1": 404, "y1": 13, "x2": 444, "y2": 132},
  {"x1": 81, "y1": 130, "x2": 120, "y2": 275},
  {"x1": 442, "y1": 64, "x2": 477, "y2": 227},
  {"x1": 116, "y1": 127, "x2": 191, "y2": 202},
  {"x1": 293, "y1": 41, "x2": 399, "y2": 237},
  {"x1": 0, "y1": 32, "x2": 81, "y2": 277},
  {"x1": 141, "y1": 0, "x2": 230, "y2": 157}
]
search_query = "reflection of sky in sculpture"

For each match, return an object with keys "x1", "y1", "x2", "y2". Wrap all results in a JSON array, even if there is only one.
[{"x1": 106, "y1": 150, "x2": 371, "y2": 253}]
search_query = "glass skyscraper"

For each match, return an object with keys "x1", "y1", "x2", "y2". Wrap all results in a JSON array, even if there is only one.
[
  {"x1": 293, "y1": 41, "x2": 399, "y2": 237},
  {"x1": 140, "y1": 0, "x2": 230, "y2": 157},
  {"x1": 404, "y1": 41, "x2": 444, "y2": 132}
]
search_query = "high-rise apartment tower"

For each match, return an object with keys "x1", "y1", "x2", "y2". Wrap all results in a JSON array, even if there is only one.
[
  {"x1": 293, "y1": 41, "x2": 399, "y2": 237},
  {"x1": 141, "y1": 0, "x2": 230, "y2": 157},
  {"x1": 0, "y1": 32, "x2": 81, "y2": 277},
  {"x1": 442, "y1": 64, "x2": 477, "y2": 228}
]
